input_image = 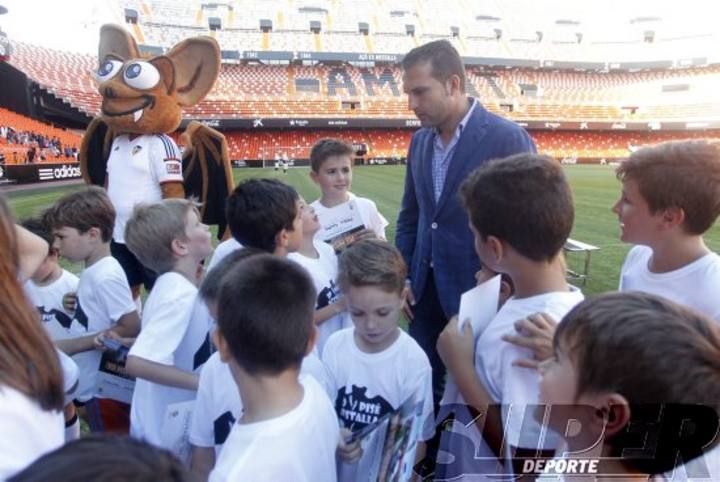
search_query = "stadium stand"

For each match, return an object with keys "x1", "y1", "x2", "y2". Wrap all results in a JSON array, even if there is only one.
[
  {"x1": 116, "y1": 0, "x2": 719, "y2": 64},
  {"x1": 2, "y1": 0, "x2": 720, "y2": 167},
  {"x1": 0, "y1": 108, "x2": 81, "y2": 164},
  {"x1": 215, "y1": 129, "x2": 720, "y2": 162},
  {"x1": 8, "y1": 43, "x2": 720, "y2": 123}
]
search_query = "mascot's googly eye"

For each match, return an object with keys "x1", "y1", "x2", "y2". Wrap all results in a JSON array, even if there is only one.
[
  {"x1": 123, "y1": 62, "x2": 160, "y2": 90},
  {"x1": 96, "y1": 59, "x2": 123, "y2": 82}
]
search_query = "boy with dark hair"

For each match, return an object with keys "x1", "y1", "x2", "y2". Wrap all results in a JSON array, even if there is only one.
[
  {"x1": 21, "y1": 214, "x2": 82, "y2": 441},
  {"x1": 436, "y1": 153, "x2": 583, "y2": 479},
  {"x1": 223, "y1": 178, "x2": 303, "y2": 256},
  {"x1": 21, "y1": 214, "x2": 79, "y2": 346},
  {"x1": 9, "y1": 435, "x2": 196, "y2": 482},
  {"x1": 188, "y1": 247, "x2": 264, "y2": 479},
  {"x1": 209, "y1": 255, "x2": 339, "y2": 481},
  {"x1": 124, "y1": 199, "x2": 213, "y2": 451},
  {"x1": 507, "y1": 140, "x2": 720, "y2": 363},
  {"x1": 539, "y1": 292, "x2": 720, "y2": 480},
  {"x1": 49, "y1": 186, "x2": 140, "y2": 433},
  {"x1": 309, "y1": 138, "x2": 388, "y2": 247},
  {"x1": 323, "y1": 239, "x2": 434, "y2": 480},
  {"x1": 289, "y1": 196, "x2": 349, "y2": 354}
]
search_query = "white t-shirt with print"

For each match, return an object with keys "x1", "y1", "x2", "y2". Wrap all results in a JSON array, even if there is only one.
[
  {"x1": 206, "y1": 238, "x2": 243, "y2": 272},
  {"x1": 129, "y1": 272, "x2": 212, "y2": 447},
  {"x1": 208, "y1": 375, "x2": 339, "y2": 482},
  {"x1": 72, "y1": 257, "x2": 136, "y2": 401},
  {"x1": 311, "y1": 192, "x2": 389, "y2": 241},
  {"x1": 322, "y1": 328, "x2": 434, "y2": 481},
  {"x1": 106, "y1": 134, "x2": 184, "y2": 243},
  {"x1": 0, "y1": 386, "x2": 64, "y2": 480},
  {"x1": 189, "y1": 350, "x2": 332, "y2": 456},
  {"x1": 289, "y1": 239, "x2": 351, "y2": 354},
  {"x1": 23, "y1": 269, "x2": 79, "y2": 341},
  {"x1": 619, "y1": 245, "x2": 720, "y2": 321},
  {"x1": 442, "y1": 288, "x2": 584, "y2": 481}
]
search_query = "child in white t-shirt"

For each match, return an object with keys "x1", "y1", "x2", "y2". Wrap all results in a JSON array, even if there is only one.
[
  {"x1": 209, "y1": 255, "x2": 339, "y2": 482},
  {"x1": 20, "y1": 216, "x2": 81, "y2": 440},
  {"x1": 48, "y1": 187, "x2": 140, "y2": 433},
  {"x1": 308, "y1": 138, "x2": 388, "y2": 251},
  {"x1": 538, "y1": 292, "x2": 720, "y2": 482},
  {"x1": 614, "y1": 140, "x2": 720, "y2": 322},
  {"x1": 437, "y1": 153, "x2": 582, "y2": 480},
  {"x1": 289, "y1": 197, "x2": 350, "y2": 354},
  {"x1": 122, "y1": 199, "x2": 213, "y2": 453},
  {"x1": 324, "y1": 239, "x2": 434, "y2": 481}
]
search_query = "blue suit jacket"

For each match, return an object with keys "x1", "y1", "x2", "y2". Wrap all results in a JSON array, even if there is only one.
[{"x1": 395, "y1": 101, "x2": 536, "y2": 317}]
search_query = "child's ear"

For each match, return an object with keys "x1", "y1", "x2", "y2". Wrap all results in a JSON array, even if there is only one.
[
  {"x1": 309, "y1": 170, "x2": 319, "y2": 185},
  {"x1": 486, "y1": 235, "x2": 505, "y2": 265},
  {"x1": 213, "y1": 330, "x2": 233, "y2": 364},
  {"x1": 661, "y1": 207, "x2": 685, "y2": 229},
  {"x1": 88, "y1": 227, "x2": 103, "y2": 241},
  {"x1": 171, "y1": 237, "x2": 188, "y2": 256},
  {"x1": 275, "y1": 228, "x2": 289, "y2": 250},
  {"x1": 498, "y1": 279, "x2": 513, "y2": 305},
  {"x1": 594, "y1": 393, "x2": 631, "y2": 439},
  {"x1": 304, "y1": 326, "x2": 319, "y2": 357}
]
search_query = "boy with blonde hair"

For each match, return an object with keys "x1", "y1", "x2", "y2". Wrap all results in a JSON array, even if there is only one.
[
  {"x1": 124, "y1": 198, "x2": 213, "y2": 449},
  {"x1": 288, "y1": 196, "x2": 349, "y2": 354},
  {"x1": 323, "y1": 239, "x2": 434, "y2": 481}
]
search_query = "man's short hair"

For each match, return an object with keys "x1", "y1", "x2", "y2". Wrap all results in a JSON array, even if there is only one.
[
  {"x1": 401, "y1": 39, "x2": 466, "y2": 90},
  {"x1": 49, "y1": 186, "x2": 115, "y2": 243},
  {"x1": 338, "y1": 239, "x2": 407, "y2": 294},
  {"x1": 124, "y1": 199, "x2": 194, "y2": 274},
  {"x1": 225, "y1": 179, "x2": 299, "y2": 253},
  {"x1": 8, "y1": 435, "x2": 194, "y2": 482},
  {"x1": 217, "y1": 255, "x2": 316, "y2": 376},
  {"x1": 616, "y1": 140, "x2": 720, "y2": 235},
  {"x1": 460, "y1": 153, "x2": 574, "y2": 262},
  {"x1": 555, "y1": 291, "x2": 720, "y2": 475},
  {"x1": 199, "y1": 247, "x2": 264, "y2": 303},
  {"x1": 309, "y1": 138, "x2": 355, "y2": 172}
]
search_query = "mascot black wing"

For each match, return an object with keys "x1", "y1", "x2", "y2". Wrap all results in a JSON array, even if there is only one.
[
  {"x1": 182, "y1": 121, "x2": 234, "y2": 239},
  {"x1": 79, "y1": 117, "x2": 115, "y2": 186}
]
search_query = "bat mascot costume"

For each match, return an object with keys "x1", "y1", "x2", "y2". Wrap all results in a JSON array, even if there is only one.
[{"x1": 80, "y1": 24, "x2": 233, "y2": 298}]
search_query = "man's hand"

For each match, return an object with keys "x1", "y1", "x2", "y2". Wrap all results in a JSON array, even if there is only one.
[
  {"x1": 437, "y1": 316, "x2": 475, "y2": 377},
  {"x1": 402, "y1": 281, "x2": 415, "y2": 321},
  {"x1": 338, "y1": 428, "x2": 363, "y2": 463},
  {"x1": 501, "y1": 313, "x2": 558, "y2": 369}
]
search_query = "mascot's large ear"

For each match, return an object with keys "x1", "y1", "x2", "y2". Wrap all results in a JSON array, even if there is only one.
[
  {"x1": 165, "y1": 37, "x2": 220, "y2": 107},
  {"x1": 98, "y1": 24, "x2": 140, "y2": 61}
]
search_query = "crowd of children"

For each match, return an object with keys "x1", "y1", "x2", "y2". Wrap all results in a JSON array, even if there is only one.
[{"x1": 1, "y1": 138, "x2": 719, "y2": 481}]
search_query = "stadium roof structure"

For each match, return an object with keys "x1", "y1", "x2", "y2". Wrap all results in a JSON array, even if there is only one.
[{"x1": 0, "y1": 0, "x2": 718, "y2": 68}]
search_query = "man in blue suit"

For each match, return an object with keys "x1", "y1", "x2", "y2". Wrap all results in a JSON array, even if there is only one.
[{"x1": 396, "y1": 40, "x2": 536, "y2": 404}]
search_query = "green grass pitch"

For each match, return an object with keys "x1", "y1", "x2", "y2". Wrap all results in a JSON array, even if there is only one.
[{"x1": 6, "y1": 165, "x2": 720, "y2": 296}]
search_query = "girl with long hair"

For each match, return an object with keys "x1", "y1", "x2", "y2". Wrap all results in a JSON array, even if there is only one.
[{"x1": 0, "y1": 195, "x2": 65, "y2": 479}]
